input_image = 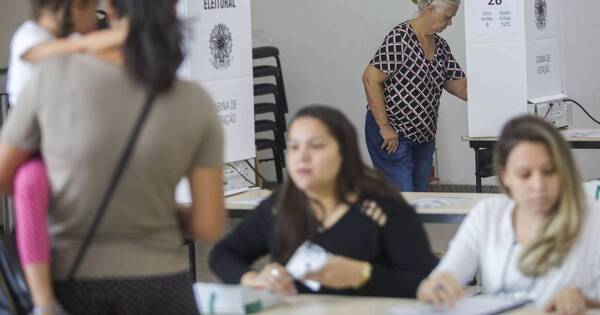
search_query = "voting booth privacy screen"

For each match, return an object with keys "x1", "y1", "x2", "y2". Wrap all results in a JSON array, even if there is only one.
[
  {"x1": 177, "y1": 0, "x2": 255, "y2": 163},
  {"x1": 465, "y1": 0, "x2": 565, "y2": 137}
]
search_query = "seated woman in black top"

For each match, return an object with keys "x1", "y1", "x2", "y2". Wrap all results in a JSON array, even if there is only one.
[{"x1": 209, "y1": 105, "x2": 437, "y2": 297}]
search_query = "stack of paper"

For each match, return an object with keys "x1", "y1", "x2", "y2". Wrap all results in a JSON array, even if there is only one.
[
  {"x1": 286, "y1": 242, "x2": 331, "y2": 292},
  {"x1": 194, "y1": 283, "x2": 283, "y2": 314}
]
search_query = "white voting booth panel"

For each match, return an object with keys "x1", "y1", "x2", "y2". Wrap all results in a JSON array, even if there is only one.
[
  {"x1": 178, "y1": 0, "x2": 254, "y2": 163},
  {"x1": 466, "y1": 0, "x2": 564, "y2": 137},
  {"x1": 202, "y1": 77, "x2": 255, "y2": 163},
  {"x1": 465, "y1": 0, "x2": 559, "y2": 43},
  {"x1": 179, "y1": 0, "x2": 253, "y2": 82},
  {"x1": 466, "y1": 42, "x2": 528, "y2": 137},
  {"x1": 175, "y1": 0, "x2": 255, "y2": 202},
  {"x1": 526, "y1": 38, "x2": 561, "y2": 100}
]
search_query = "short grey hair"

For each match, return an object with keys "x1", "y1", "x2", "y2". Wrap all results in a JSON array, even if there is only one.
[{"x1": 415, "y1": 0, "x2": 461, "y2": 11}]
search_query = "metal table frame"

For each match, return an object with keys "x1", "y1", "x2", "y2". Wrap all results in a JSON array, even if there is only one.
[
  {"x1": 228, "y1": 208, "x2": 465, "y2": 224},
  {"x1": 466, "y1": 135, "x2": 600, "y2": 193}
]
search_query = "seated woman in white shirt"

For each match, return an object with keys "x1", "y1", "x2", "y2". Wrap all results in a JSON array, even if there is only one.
[{"x1": 417, "y1": 116, "x2": 600, "y2": 315}]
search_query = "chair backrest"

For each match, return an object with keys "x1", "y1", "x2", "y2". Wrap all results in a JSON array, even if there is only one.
[
  {"x1": 0, "y1": 68, "x2": 7, "y2": 95},
  {"x1": 0, "y1": 69, "x2": 10, "y2": 127},
  {"x1": 252, "y1": 46, "x2": 279, "y2": 60}
]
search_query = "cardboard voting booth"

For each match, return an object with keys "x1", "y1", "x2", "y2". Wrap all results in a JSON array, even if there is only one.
[
  {"x1": 177, "y1": 0, "x2": 255, "y2": 163},
  {"x1": 465, "y1": 0, "x2": 568, "y2": 137}
]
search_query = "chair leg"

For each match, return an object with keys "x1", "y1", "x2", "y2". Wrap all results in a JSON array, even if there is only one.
[
  {"x1": 272, "y1": 91, "x2": 287, "y2": 134},
  {"x1": 273, "y1": 121, "x2": 286, "y2": 168},
  {"x1": 187, "y1": 240, "x2": 197, "y2": 282},
  {"x1": 272, "y1": 143, "x2": 284, "y2": 183},
  {"x1": 274, "y1": 56, "x2": 288, "y2": 113}
]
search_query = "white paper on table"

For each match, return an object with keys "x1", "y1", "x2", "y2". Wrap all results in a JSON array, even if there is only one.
[
  {"x1": 387, "y1": 295, "x2": 531, "y2": 315},
  {"x1": 193, "y1": 283, "x2": 283, "y2": 315},
  {"x1": 229, "y1": 197, "x2": 269, "y2": 207},
  {"x1": 285, "y1": 242, "x2": 331, "y2": 292},
  {"x1": 224, "y1": 186, "x2": 252, "y2": 197},
  {"x1": 409, "y1": 197, "x2": 469, "y2": 209},
  {"x1": 178, "y1": 179, "x2": 261, "y2": 204}
]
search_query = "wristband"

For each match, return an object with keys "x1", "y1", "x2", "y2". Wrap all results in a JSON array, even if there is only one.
[{"x1": 360, "y1": 262, "x2": 372, "y2": 285}]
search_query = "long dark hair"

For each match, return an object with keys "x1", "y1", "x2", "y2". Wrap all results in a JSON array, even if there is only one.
[
  {"x1": 109, "y1": 0, "x2": 128, "y2": 18},
  {"x1": 273, "y1": 105, "x2": 408, "y2": 263},
  {"x1": 122, "y1": 0, "x2": 183, "y2": 93}
]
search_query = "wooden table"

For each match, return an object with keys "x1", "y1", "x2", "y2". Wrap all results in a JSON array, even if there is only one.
[
  {"x1": 226, "y1": 190, "x2": 497, "y2": 224},
  {"x1": 462, "y1": 129, "x2": 600, "y2": 192},
  {"x1": 254, "y1": 294, "x2": 572, "y2": 315}
]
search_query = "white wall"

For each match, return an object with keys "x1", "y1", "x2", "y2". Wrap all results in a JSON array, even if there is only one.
[
  {"x1": 2, "y1": 1, "x2": 598, "y2": 183},
  {"x1": 560, "y1": 1, "x2": 600, "y2": 181},
  {"x1": 0, "y1": 1, "x2": 30, "y2": 68},
  {"x1": 251, "y1": 0, "x2": 600, "y2": 185}
]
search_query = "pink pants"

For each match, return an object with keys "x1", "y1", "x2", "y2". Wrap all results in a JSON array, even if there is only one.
[{"x1": 13, "y1": 156, "x2": 50, "y2": 266}]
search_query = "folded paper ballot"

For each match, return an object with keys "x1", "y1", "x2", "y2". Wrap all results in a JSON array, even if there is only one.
[
  {"x1": 194, "y1": 283, "x2": 283, "y2": 314},
  {"x1": 387, "y1": 295, "x2": 531, "y2": 315},
  {"x1": 285, "y1": 242, "x2": 331, "y2": 292}
]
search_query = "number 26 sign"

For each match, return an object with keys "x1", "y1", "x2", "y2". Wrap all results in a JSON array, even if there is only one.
[{"x1": 477, "y1": 0, "x2": 516, "y2": 34}]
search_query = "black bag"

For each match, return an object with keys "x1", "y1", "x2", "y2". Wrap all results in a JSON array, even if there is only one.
[{"x1": 0, "y1": 90, "x2": 157, "y2": 314}]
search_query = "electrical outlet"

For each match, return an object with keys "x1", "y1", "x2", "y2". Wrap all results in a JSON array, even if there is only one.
[
  {"x1": 528, "y1": 99, "x2": 571, "y2": 128},
  {"x1": 544, "y1": 100, "x2": 571, "y2": 128}
]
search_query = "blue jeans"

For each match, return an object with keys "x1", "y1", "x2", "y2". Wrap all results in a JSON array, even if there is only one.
[{"x1": 364, "y1": 111, "x2": 435, "y2": 192}]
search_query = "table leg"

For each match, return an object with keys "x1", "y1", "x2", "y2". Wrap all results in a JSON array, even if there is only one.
[
  {"x1": 474, "y1": 148, "x2": 482, "y2": 193},
  {"x1": 187, "y1": 239, "x2": 197, "y2": 282}
]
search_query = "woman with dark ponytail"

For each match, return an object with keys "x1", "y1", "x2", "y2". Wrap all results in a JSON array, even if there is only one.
[
  {"x1": 0, "y1": 0, "x2": 225, "y2": 314},
  {"x1": 210, "y1": 105, "x2": 437, "y2": 298},
  {"x1": 122, "y1": 0, "x2": 182, "y2": 93}
]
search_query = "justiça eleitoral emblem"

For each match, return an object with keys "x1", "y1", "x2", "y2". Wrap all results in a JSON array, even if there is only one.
[
  {"x1": 209, "y1": 23, "x2": 233, "y2": 70},
  {"x1": 534, "y1": 0, "x2": 547, "y2": 31}
]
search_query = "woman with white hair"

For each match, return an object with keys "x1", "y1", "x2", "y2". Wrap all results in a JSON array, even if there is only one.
[{"x1": 363, "y1": 0, "x2": 467, "y2": 192}]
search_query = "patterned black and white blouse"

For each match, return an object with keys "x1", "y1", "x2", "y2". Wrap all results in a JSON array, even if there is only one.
[{"x1": 370, "y1": 22, "x2": 465, "y2": 143}]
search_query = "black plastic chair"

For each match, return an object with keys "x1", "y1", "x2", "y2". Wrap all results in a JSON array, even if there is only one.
[
  {"x1": 0, "y1": 68, "x2": 9, "y2": 113},
  {"x1": 253, "y1": 64, "x2": 289, "y2": 114},
  {"x1": 0, "y1": 69, "x2": 10, "y2": 236},
  {"x1": 255, "y1": 138, "x2": 284, "y2": 183},
  {"x1": 252, "y1": 46, "x2": 289, "y2": 114},
  {"x1": 253, "y1": 83, "x2": 287, "y2": 179},
  {"x1": 256, "y1": 118, "x2": 285, "y2": 159},
  {"x1": 474, "y1": 148, "x2": 494, "y2": 192},
  {"x1": 252, "y1": 47, "x2": 289, "y2": 184},
  {"x1": 254, "y1": 83, "x2": 286, "y2": 133},
  {"x1": 255, "y1": 102, "x2": 277, "y2": 115}
]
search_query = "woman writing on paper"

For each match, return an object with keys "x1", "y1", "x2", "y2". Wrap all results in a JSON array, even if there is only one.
[
  {"x1": 210, "y1": 105, "x2": 438, "y2": 297},
  {"x1": 417, "y1": 116, "x2": 600, "y2": 315}
]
